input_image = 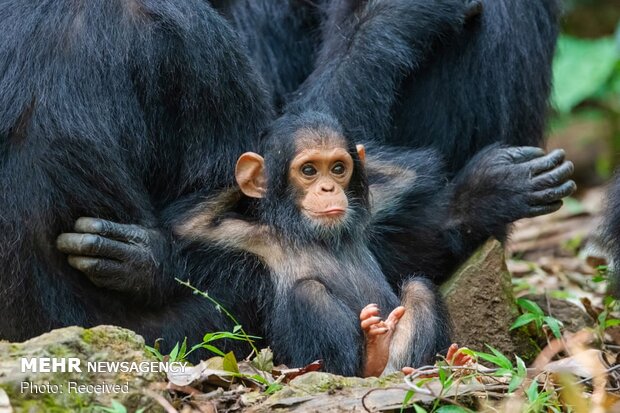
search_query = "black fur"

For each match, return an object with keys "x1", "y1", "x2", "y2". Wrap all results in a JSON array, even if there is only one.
[
  {"x1": 222, "y1": 0, "x2": 560, "y2": 173},
  {"x1": 1, "y1": 0, "x2": 572, "y2": 375},
  {"x1": 0, "y1": 0, "x2": 272, "y2": 349},
  {"x1": 175, "y1": 111, "x2": 453, "y2": 375},
  {"x1": 602, "y1": 173, "x2": 620, "y2": 297}
]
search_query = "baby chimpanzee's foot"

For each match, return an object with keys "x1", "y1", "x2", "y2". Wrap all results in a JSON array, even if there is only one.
[
  {"x1": 402, "y1": 343, "x2": 473, "y2": 376},
  {"x1": 360, "y1": 304, "x2": 406, "y2": 377}
]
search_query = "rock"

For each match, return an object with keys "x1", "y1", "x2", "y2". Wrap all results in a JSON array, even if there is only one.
[
  {"x1": 0, "y1": 325, "x2": 166, "y2": 412},
  {"x1": 247, "y1": 372, "x2": 431, "y2": 412},
  {"x1": 441, "y1": 239, "x2": 538, "y2": 361}
]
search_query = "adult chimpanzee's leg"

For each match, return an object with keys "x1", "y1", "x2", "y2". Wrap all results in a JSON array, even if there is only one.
[{"x1": 0, "y1": 0, "x2": 272, "y2": 347}]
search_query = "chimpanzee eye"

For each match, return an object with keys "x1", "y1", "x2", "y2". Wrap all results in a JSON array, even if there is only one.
[
  {"x1": 331, "y1": 162, "x2": 346, "y2": 175},
  {"x1": 301, "y1": 164, "x2": 317, "y2": 177}
]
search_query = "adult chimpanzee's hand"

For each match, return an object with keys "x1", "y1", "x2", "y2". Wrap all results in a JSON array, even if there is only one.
[
  {"x1": 451, "y1": 146, "x2": 576, "y2": 233},
  {"x1": 56, "y1": 218, "x2": 168, "y2": 295}
]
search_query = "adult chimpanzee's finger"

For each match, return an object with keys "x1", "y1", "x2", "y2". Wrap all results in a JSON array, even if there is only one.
[
  {"x1": 524, "y1": 201, "x2": 563, "y2": 218},
  {"x1": 532, "y1": 161, "x2": 574, "y2": 190},
  {"x1": 503, "y1": 146, "x2": 545, "y2": 164},
  {"x1": 529, "y1": 180, "x2": 576, "y2": 205},
  {"x1": 66, "y1": 256, "x2": 128, "y2": 288},
  {"x1": 57, "y1": 233, "x2": 133, "y2": 260},
  {"x1": 74, "y1": 217, "x2": 149, "y2": 243},
  {"x1": 526, "y1": 149, "x2": 565, "y2": 175}
]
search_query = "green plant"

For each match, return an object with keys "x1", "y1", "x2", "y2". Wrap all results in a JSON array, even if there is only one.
[
  {"x1": 176, "y1": 278, "x2": 260, "y2": 356},
  {"x1": 552, "y1": 34, "x2": 620, "y2": 114},
  {"x1": 524, "y1": 380, "x2": 563, "y2": 413},
  {"x1": 595, "y1": 296, "x2": 620, "y2": 339},
  {"x1": 511, "y1": 298, "x2": 564, "y2": 339},
  {"x1": 592, "y1": 265, "x2": 608, "y2": 283},
  {"x1": 94, "y1": 401, "x2": 144, "y2": 413}
]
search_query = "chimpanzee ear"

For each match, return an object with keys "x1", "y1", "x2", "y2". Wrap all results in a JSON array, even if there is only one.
[
  {"x1": 356, "y1": 144, "x2": 366, "y2": 164},
  {"x1": 236, "y1": 152, "x2": 267, "y2": 198}
]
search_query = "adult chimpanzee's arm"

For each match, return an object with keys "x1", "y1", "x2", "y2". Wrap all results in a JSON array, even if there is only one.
[
  {"x1": 286, "y1": 0, "x2": 481, "y2": 143},
  {"x1": 216, "y1": 0, "x2": 321, "y2": 110},
  {"x1": 55, "y1": 1, "x2": 273, "y2": 305},
  {"x1": 368, "y1": 145, "x2": 575, "y2": 285},
  {"x1": 596, "y1": 174, "x2": 620, "y2": 297}
]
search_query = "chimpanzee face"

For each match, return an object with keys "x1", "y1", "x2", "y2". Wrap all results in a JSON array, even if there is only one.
[
  {"x1": 235, "y1": 130, "x2": 365, "y2": 230},
  {"x1": 288, "y1": 144, "x2": 355, "y2": 226}
]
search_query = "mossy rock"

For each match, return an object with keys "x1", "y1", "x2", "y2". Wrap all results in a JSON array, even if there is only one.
[
  {"x1": 0, "y1": 325, "x2": 165, "y2": 412},
  {"x1": 441, "y1": 239, "x2": 539, "y2": 361}
]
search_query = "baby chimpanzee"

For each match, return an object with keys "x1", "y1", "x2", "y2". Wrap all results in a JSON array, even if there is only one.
[
  {"x1": 177, "y1": 113, "x2": 452, "y2": 376},
  {"x1": 176, "y1": 111, "x2": 574, "y2": 376}
]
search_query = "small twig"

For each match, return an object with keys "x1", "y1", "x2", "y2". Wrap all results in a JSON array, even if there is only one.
[
  {"x1": 360, "y1": 386, "x2": 409, "y2": 412},
  {"x1": 144, "y1": 389, "x2": 179, "y2": 413}
]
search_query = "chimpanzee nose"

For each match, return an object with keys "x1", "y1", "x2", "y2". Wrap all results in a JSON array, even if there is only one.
[{"x1": 320, "y1": 182, "x2": 335, "y2": 192}]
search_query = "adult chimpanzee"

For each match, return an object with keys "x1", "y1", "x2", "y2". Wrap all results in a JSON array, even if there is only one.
[
  {"x1": 218, "y1": 0, "x2": 561, "y2": 174},
  {"x1": 0, "y1": 0, "x2": 272, "y2": 343},
  {"x1": 601, "y1": 174, "x2": 620, "y2": 297},
  {"x1": 2, "y1": 0, "x2": 493, "y2": 355},
  {"x1": 56, "y1": 0, "x2": 575, "y2": 375}
]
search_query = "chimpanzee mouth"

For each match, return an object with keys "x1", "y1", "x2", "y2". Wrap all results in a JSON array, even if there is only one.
[{"x1": 303, "y1": 208, "x2": 347, "y2": 222}]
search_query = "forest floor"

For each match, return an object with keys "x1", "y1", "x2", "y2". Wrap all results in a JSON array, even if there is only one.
[{"x1": 155, "y1": 186, "x2": 620, "y2": 412}]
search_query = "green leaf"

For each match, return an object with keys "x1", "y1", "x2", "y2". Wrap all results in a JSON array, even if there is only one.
[
  {"x1": 605, "y1": 318, "x2": 620, "y2": 328},
  {"x1": 223, "y1": 351, "x2": 240, "y2": 374},
  {"x1": 474, "y1": 352, "x2": 506, "y2": 369},
  {"x1": 543, "y1": 316, "x2": 563, "y2": 339},
  {"x1": 516, "y1": 298, "x2": 545, "y2": 316},
  {"x1": 552, "y1": 35, "x2": 619, "y2": 113},
  {"x1": 264, "y1": 382, "x2": 283, "y2": 395},
  {"x1": 202, "y1": 344, "x2": 226, "y2": 357},
  {"x1": 508, "y1": 356, "x2": 527, "y2": 393},
  {"x1": 486, "y1": 346, "x2": 513, "y2": 370},
  {"x1": 233, "y1": 325, "x2": 242, "y2": 333},
  {"x1": 169, "y1": 342, "x2": 180, "y2": 362},
  {"x1": 411, "y1": 403, "x2": 427, "y2": 413},
  {"x1": 400, "y1": 390, "x2": 417, "y2": 413},
  {"x1": 179, "y1": 338, "x2": 188, "y2": 360},
  {"x1": 438, "y1": 365, "x2": 448, "y2": 385},
  {"x1": 436, "y1": 406, "x2": 473, "y2": 413},
  {"x1": 510, "y1": 313, "x2": 541, "y2": 330},
  {"x1": 526, "y1": 380, "x2": 539, "y2": 402},
  {"x1": 144, "y1": 345, "x2": 163, "y2": 362},
  {"x1": 249, "y1": 374, "x2": 270, "y2": 385}
]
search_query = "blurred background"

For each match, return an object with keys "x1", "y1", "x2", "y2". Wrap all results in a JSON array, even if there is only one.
[{"x1": 548, "y1": 0, "x2": 620, "y2": 185}]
